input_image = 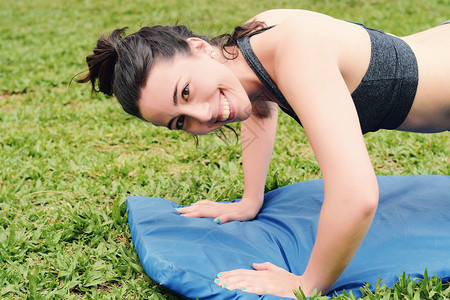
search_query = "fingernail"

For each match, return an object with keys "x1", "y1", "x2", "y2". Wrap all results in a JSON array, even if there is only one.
[
  {"x1": 214, "y1": 279, "x2": 220, "y2": 283},
  {"x1": 180, "y1": 214, "x2": 186, "y2": 216},
  {"x1": 217, "y1": 272, "x2": 223, "y2": 278},
  {"x1": 223, "y1": 284, "x2": 229, "y2": 288},
  {"x1": 214, "y1": 218, "x2": 221, "y2": 224},
  {"x1": 175, "y1": 207, "x2": 181, "y2": 210},
  {"x1": 242, "y1": 287, "x2": 247, "y2": 291}
]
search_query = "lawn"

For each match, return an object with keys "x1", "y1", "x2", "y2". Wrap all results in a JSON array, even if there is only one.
[{"x1": 0, "y1": 0, "x2": 448, "y2": 298}]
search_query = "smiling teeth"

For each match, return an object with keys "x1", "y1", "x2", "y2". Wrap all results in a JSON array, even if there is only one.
[{"x1": 221, "y1": 96, "x2": 230, "y2": 121}]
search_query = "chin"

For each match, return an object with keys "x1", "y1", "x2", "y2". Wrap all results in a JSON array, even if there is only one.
[{"x1": 242, "y1": 106, "x2": 253, "y2": 120}]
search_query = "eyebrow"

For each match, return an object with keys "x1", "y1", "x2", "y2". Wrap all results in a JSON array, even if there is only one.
[{"x1": 167, "y1": 76, "x2": 182, "y2": 129}]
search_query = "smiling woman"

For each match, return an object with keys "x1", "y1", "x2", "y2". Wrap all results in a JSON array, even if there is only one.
[
  {"x1": 138, "y1": 43, "x2": 251, "y2": 134},
  {"x1": 77, "y1": 9, "x2": 450, "y2": 298},
  {"x1": 76, "y1": 23, "x2": 258, "y2": 131}
]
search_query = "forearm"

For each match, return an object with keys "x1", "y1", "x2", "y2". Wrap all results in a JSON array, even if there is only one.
[
  {"x1": 176, "y1": 103, "x2": 278, "y2": 223},
  {"x1": 302, "y1": 189, "x2": 379, "y2": 294},
  {"x1": 240, "y1": 102, "x2": 278, "y2": 202}
]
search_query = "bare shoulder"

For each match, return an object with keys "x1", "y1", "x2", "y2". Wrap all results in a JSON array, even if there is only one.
[
  {"x1": 247, "y1": 9, "x2": 333, "y2": 27},
  {"x1": 254, "y1": 14, "x2": 355, "y2": 63},
  {"x1": 245, "y1": 10, "x2": 371, "y2": 93},
  {"x1": 266, "y1": 14, "x2": 370, "y2": 90},
  {"x1": 248, "y1": 10, "x2": 363, "y2": 47}
]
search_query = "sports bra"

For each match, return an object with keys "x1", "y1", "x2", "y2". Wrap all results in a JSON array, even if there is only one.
[{"x1": 236, "y1": 24, "x2": 418, "y2": 134}]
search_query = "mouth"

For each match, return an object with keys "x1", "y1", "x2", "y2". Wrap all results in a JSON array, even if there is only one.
[{"x1": 218, "y1": 90, "x2": 235, "y2": 122}]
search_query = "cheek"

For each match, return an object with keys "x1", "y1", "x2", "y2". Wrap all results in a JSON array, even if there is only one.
[
  {"x1": 188, "y1": 125, "x2": 216, "y2": 135},
  {"x1": 205, "y1": 63, "x2": 234, "y2": 86}
]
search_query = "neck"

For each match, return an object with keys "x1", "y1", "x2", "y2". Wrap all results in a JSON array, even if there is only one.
[{"x1": 213, "y1": 45, "x2": 266, "y2": 101}]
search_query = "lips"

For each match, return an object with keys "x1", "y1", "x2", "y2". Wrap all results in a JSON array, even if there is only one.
[{"x1": 218, "y1": 90, "x2": 235, "y2": 122}]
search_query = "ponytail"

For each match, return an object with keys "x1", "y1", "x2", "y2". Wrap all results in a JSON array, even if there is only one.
[
  {"x1": 77, "y1": 28, "x2": 126, "y2": 96},
  {"x1": 77, "y1": 25, "x2": 203, "y2": 119}
]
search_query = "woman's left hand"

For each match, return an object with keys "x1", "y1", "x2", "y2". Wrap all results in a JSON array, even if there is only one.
[{"x1": 214, "y1": 262, "x2": 305, "y2": 298}]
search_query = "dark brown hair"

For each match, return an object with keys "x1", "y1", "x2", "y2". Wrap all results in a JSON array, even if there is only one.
[{"x1": 77, "y1": 21, "x2": 266, "y2": 121}]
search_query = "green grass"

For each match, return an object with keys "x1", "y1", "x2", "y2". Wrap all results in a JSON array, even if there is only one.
[
  {"x1": 295, "y1": 271, "x2": 450, "y2": 300},
  {"x1": 0, "y1": 0, "x2": 449, "y2": 298}
]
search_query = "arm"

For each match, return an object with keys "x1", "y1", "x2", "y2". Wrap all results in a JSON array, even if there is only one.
[
  {"x1": 213, "y1": 17, "x2": 378, "y2": 298},
  {"x1": 274, "y1": 20, "x2": 379, "y2": 295},
  {"x1": 240, "y1": 100, "x2": 279, "y2": 216},
  {"x1": 177, "y1": 100, "x2": 278, "y2": 223}
]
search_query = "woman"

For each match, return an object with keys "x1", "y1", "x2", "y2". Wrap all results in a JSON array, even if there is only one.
[{"x1": 78, "y1": 9, "x2": 450, "y2": 298}]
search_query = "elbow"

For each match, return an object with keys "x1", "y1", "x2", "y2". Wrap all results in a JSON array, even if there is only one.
[
  {"x1": 358, "y1": 192, "x2": 379, "y2": 219},
  {"x1": 350, "y1": 185, "x2": 379, "y2": 220},
  {"x1": 324, "y1": 180, "x2": 379, "y2": 221}
]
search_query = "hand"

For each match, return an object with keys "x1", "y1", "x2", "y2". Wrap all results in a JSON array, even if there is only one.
[
  {"x1": 176, "y1": 198, "x2": 262, "y2": 224},
  {"x1": 214, "y1": 262, "x2": 304, "y2": 298}
]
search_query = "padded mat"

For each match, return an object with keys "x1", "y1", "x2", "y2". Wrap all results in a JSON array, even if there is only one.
[{"x1": 127, "y1": 175, "x2": 450, "y2": 299}]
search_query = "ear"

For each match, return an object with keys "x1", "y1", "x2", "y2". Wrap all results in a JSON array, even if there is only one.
[{"x1": 186, "y1": 37, "x2": 213, "y2": 56}]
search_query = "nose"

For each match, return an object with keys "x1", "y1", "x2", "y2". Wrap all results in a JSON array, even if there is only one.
[{"x1": 188, "y1": 102, "x2": 214, "y2": 124}]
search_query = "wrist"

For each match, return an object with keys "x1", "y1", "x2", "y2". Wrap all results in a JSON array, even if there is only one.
[
  {"x1": 240, "y1": 195, "x2": 264, "y2": 208},
  {"x1": 299, "y1": 270, "x2": 332, "y2": 296},
  {"x1": 237, "y1": 196, "x2": 264, "y2": 218},
  {"x1": 241, "y1": 191, "x2": 264, "y2": 204},
  {"x1": 297, "y1": 275, "x2": 320, "y2": 297}
]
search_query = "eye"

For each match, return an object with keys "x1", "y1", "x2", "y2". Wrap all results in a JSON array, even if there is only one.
[
  {"x1": 175, "y1": 115, "x2": 185, "y2": 130},
  {"x1": 181, "y1": 84, "x2": 189, "y2": 101}
]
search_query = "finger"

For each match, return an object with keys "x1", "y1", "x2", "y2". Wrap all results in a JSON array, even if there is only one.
[
  {"x1": 214, "y1": 213, "x2": 245, "y2": 224},
  {"x1": 176, "y1": 200, "x2": 216, "y2": 212},
  {"x1": 252, "y1": 262, "x2": 275, "y2": 271},
  {"x1": 213, "y1": 215, "x2": 238, "y2": 224},
  {"x1": 176, "y1": 204, "x2": 213, "y2": 215},
  {"x1": 213, "y1": 214, "x2": 230, "y2": 224},
  {"x1": 175, "y1": 207, "x2": 189, "y2": 214},
  {"x1": 214, "y1": 208, "x2": 254, "y2": 224},
  {"x1": 191, "y1": 200, "x2": 215, "y2": 206},
  {"x1": 215, "y1": 271, "x2": 250, "y2": 286},
  {"x1": 218, "y1": 269, "x2": 256, "y2": 279},
  {"x1": 180, "y1": 210, "x2": 214, "y2": 218},
  {"x1": 216, "y1": 280, "x2": 258, "y2": 294},
  {"x1": 176, "y1": 205, "x2": 201, "y2": 214},
  {"x1": 176, "y1": 208, "x2": 202, "y2": 217},
  {"x1": 214, "y1": 270, "x2": 265, "y2": 295}
]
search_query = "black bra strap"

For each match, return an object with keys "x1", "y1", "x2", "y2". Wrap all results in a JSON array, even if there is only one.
[{"x1": 236, "y1": 26, "x2": 301, "y2": 124}]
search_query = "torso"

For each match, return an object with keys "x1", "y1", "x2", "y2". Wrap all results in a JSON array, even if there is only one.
[
  {"x1": 236, "y1": 9, "x2": 450, "y2": 133},
  {"x1": 238, "y1": 10, "x2": 417, "y2": 134}
]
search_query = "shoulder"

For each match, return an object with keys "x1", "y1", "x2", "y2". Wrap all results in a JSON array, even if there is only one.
[
  {"x1": 248, "y1": 9, "x2": 369, "y2": 47},
  {"x1": 249, "y1": 12, "x2": 371, "y2": 82},
  {"x1": 250, "y1": 13, "x2": 346, "y2": 69},
  {"x1": 246, "y1": 10, "x2": 359, "y2": 55},
  {"x1": 248, "y1": 9, "x2": 337, "y2": 28},
  {"x1": 243, "y1": 10, "x2": 372, "y2": 98}
]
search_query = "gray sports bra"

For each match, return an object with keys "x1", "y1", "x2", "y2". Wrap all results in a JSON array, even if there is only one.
[{"x1": 236, "y1": 24, "x2": 418, "y2": 134}]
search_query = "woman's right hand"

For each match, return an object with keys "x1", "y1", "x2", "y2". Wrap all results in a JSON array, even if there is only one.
[{"x1": 176, "y1": 197, "x2": 263, "y2": 224}]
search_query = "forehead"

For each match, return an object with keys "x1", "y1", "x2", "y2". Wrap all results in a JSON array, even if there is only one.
[{"x1": 138, "y1": 55, "x2": 190, "y2": 125}]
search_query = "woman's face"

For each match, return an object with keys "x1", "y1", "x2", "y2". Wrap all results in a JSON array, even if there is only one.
[{"x1": 139, "y1": 47, "x2": 252, "y2": 135}]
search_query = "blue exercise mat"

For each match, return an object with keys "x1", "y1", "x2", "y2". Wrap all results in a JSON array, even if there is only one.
[{"x1": 127, "y1": 175, "x2": 450, "y2": 299}]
